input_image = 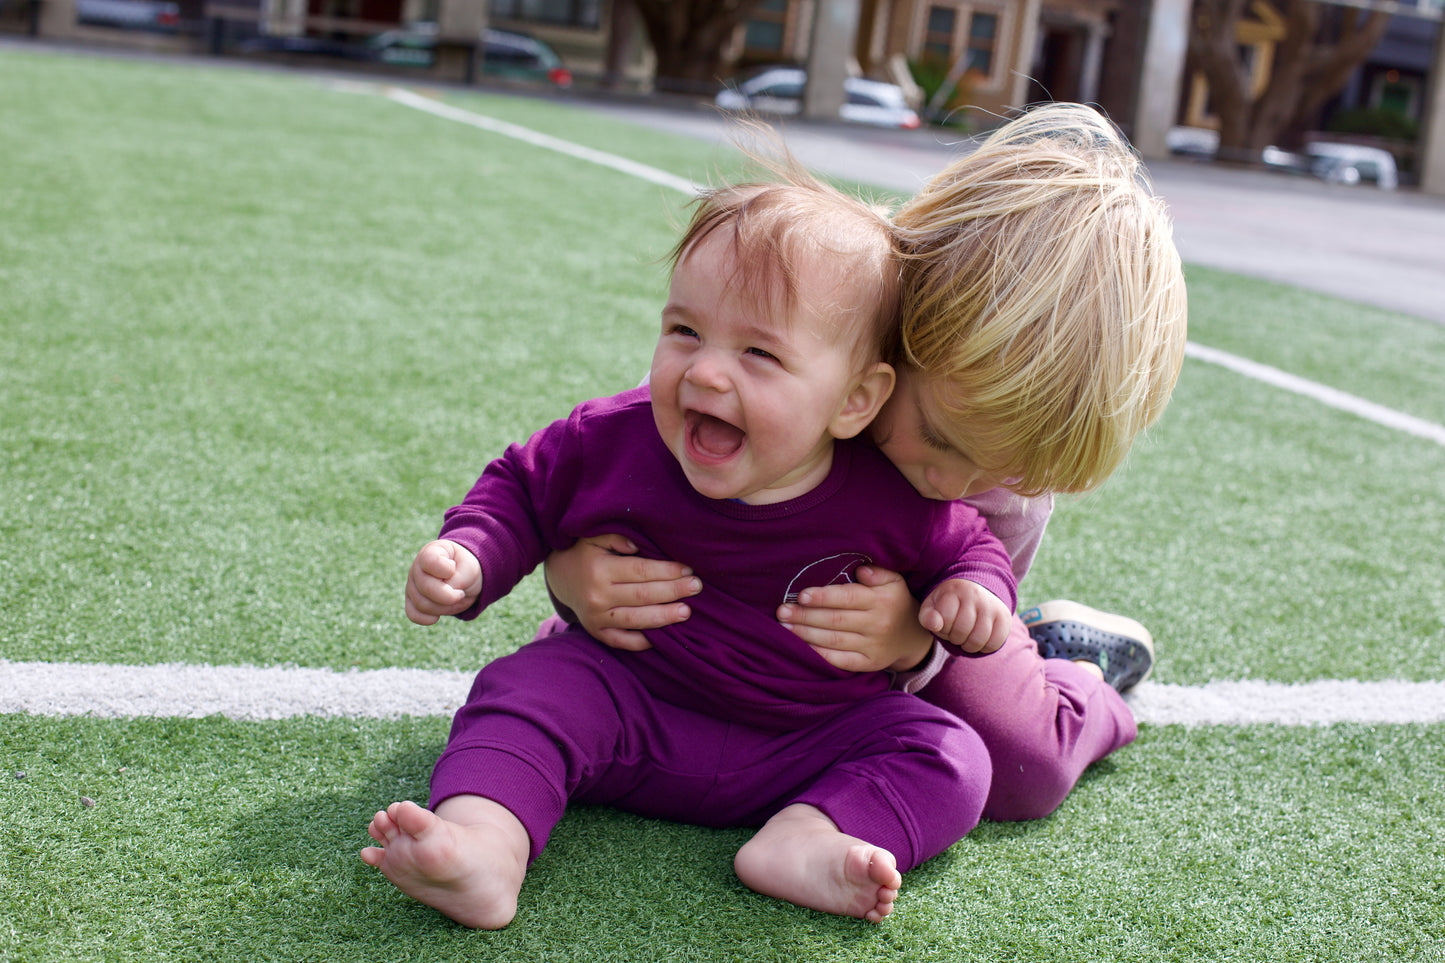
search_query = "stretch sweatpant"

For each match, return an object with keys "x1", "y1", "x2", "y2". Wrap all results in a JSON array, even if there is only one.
[
  {"x1": 920, "y1": 612, "x2": 1138, "y2": 822},
  {"x1": 430, "y1": 632, "x2": 991, "y2": 871}
]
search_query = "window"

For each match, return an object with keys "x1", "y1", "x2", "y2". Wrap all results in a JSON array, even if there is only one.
[
  {"x1": 744, "y1": 0, "x2": 788, "y2": 54},
  {"x1": 966, "y1": 12, "x2": 996, "y2": 75},
  {"x1": 490, "y1": 0, "x2": 599, "y2": 29},
  {"x1": 924, "y1": 6, "x2": 956, "y2": 60},
  {"x1": 919, "y1": 4, "x2": 1000, "y2": 80}
]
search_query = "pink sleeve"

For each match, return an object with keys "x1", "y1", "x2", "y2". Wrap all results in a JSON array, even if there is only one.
[
  {"x1": 961, "y1": 489, "x2": 1053, "y2": 583},
  {"x1": 889, "y1": 488, "x2": 1053, "y2": 692}
]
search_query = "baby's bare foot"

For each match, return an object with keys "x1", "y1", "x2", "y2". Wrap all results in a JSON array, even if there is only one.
[
  {"x1": 734, "y1": 804, "x2": 903, "y2": 923},
  {"x1": 360, "y1": 799, "x2": 528, "y2": 929}
]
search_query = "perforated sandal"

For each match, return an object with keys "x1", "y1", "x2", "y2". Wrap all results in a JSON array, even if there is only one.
[{"x1": 1021, "y1": 600, "x2": 1155, "y2": 693}]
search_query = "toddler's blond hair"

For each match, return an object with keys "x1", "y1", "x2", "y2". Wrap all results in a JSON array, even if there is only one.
[{"x1": 894, "y1": 103, "x2": 1188, "y2": 495}]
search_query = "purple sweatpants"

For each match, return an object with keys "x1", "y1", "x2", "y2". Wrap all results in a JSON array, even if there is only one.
[
  {"x1": 919, "y1": 613, "x2": 1138, "y2": 822},
  {"x1": 430, "y1": 632, "x2": 992, "y2": 871}
]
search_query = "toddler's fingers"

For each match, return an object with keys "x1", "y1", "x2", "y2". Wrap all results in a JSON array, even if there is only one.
[
  {"x1": 778, "y1": 601, "x2": 863, "y2": 632},
  {"x1": 583, "y1": 532, "x2": 640, "y2": 556},
  {"x1": 793, "y1": 582, "x2": 873, "y2": 610},
  {"x1": 605, "y1": 601, "x2": 692, "y2": 631},
  {"x1": 611, "y1": 555, "x2": 696, "y2": 585},
  {"x1": 617, "y1": 577, "x2": 702, "y2": 607},
  {"x1": 802, "y1": 640, "x2": 888, "y2": 673},
  {"x1": 851, "y1": 565, "x2": 906, "y2": 589},
  {"x1": 593, "y1": 627, "x2": 656, "y2": 652},
  {"x1": 781, "y1": 618, "x2": 851, "y2": 649}
]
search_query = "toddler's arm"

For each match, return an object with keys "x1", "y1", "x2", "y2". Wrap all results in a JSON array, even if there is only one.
[
  {"x1": 544, "y1": 534, "x2": 701, "y2": 651},
  {"x1": 405, "y1": 539, "x2": 483, "y2": 625},
  {"x1": 919, "y1": 578, "x2": 1012, "y2": 654},
  {"x1": 777, "y1": 565, "x2": 936, "y2": 673}
]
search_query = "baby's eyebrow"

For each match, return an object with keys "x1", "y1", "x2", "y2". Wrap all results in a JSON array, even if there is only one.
[
  {"x1": 738, "y1": 321, "x2": 788, "y2": 348},
  {"x1": 730, "y1": 320, "x2": 806, "y2": 364}
]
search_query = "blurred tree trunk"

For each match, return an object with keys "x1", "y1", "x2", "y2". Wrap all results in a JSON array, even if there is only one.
[
  {"x1": 630, "y1": 0, "x2": 766, "y2": 92},
  {"x1": 1188, "y1": 0, "x2": 1390, "y2": 162}
]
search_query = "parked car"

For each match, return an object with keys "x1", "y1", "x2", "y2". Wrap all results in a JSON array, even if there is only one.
[
  {"x1": 1302, "y1": 142, "x2": 1398, "y2": 190},
  {"x1": 1167, "y1": 126, "x2": 1398, "y2": 189},
  {"x1": 368, "y1": 24, "x2": 573, "y2": 87},
  {"x1": 237, "y1": 33, "x2": 376, "y2": 61},
  {"x1": 479, "y1": 27, "x2": 572, "y2": 87},
  {"x1": 239, "y1": 24, "x2": 572, "y2": 88},
  {"x1": 76, "y1": 0, "x2": 179, "y2": 32},
  {"x1": 715, "y1": 67, "x2": 921, "y2": 129}
]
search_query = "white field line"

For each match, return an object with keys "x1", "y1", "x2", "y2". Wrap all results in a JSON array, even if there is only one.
[
  {"x1": 3, "y1": 660, "x2": 1444, "y2": 726},
  {"x1": 379, "y1": 87, "x2": 1445, "y2": 451},
  {"x1": 383, "y1": 87, "x2": 702, "y2": 197},
  {"x1": 1184, "y1": 342, "x2": 1445, "y2": 447}
]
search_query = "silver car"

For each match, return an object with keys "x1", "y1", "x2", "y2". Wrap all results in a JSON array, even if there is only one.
[{"x1": 716, "y1": 67, "x2": 921, "y2": 129}]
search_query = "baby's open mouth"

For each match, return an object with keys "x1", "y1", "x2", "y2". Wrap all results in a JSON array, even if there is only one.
[{"x1": 685, "y1": 410, "x2": 745, "y2": 459}]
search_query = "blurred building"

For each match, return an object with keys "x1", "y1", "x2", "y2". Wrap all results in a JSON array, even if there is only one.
[{"x1": 11, "y1": 0, "x2": 1442, "y2": 189}]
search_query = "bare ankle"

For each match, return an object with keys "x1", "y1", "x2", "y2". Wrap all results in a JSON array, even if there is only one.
[
  {"x1": 735, "y1": 804, "x2": 902, "y2": 923},
  {"x1": 363, "y1": 797, "x2": 530, "y2": 930}
]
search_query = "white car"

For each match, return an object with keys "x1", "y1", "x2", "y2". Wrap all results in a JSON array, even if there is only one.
[
  {"x1": 1169, "y1": 126, "x2": 1397, "y2": 190},
  {"x1": 1303, "y1": 142, "x2": 1398, "y2": 190},
  {"x1": 76, "y1": 0, "x2": 179, "y2": 31},
  {"x1": 716, "y1": 67, "x2": 921, "y2": 129}
]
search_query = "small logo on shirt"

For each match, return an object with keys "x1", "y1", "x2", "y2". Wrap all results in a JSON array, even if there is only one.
[{"x1": 783, "y1": 553, "x2": 873, "y2": 604}]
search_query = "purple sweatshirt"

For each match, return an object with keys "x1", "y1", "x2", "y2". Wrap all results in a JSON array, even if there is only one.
[{"x1": 440, "y1": 387, "x2": 1016, "y2": 731}]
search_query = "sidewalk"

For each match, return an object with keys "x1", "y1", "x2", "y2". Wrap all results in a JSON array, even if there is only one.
[{"x1": 585, "y1": 99, "x2": 1445, "y2": 326}]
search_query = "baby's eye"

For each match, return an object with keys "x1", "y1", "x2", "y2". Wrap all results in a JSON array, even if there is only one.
[
  {"x1": 745, "y1": 346, "x2": 777, "y2": 361},
  {"x1": 669, "y1": 324, "x2": 700, "y2": 339}
]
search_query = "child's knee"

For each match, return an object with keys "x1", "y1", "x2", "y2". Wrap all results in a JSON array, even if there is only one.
[
  {"x1": 933, "y1": 721, "x2": 992, "y2": 829},
  {"x1": 982, "y1": 758, "x2": 1074, "y2": 822}
]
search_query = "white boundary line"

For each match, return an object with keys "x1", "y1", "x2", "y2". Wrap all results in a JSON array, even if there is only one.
[
  {"x1": 4, "y1": 660, "x2": 1443, "y2": 726},
  {"x1": 1184, "y1": 342, "x2": 1445, "y2": 446},
  {"x1": 383, "y1": 87, "x2": 703, "y2": 197},
  {"x1": 379, "y1": 87, "x2": 1445, "y2": 451}
]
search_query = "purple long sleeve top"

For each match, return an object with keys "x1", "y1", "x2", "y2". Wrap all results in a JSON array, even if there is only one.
[{"x1": 439, "y1": 387, "x2": 1016, "y2": 730}]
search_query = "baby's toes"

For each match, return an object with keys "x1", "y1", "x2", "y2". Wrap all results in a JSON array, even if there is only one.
[{"x1": 368, "y1": 810, "x2": 398, "y2": 845}]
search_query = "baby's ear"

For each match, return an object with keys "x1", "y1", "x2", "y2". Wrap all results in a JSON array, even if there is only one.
[{"x1": 831, "y1": 362, "x2": 895, "y2": 440}]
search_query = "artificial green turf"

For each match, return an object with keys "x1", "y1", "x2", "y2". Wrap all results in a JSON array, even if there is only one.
[
  {"x1": 2, "y1": 49, "x2": 678, "y2": 670},
  {"x1": 4, "y1": 48, "x2": 1441, "y2": 681},
  {"x1": 1184, "y1": 265, "x2": 1445, "y2": 426},
  {"x1": 4, "y1": 715, "x2": 1442, "y2": 962},
  {"x1": 3, "y1": 46, "x2": 1444, "y2": 963},
  {"x1": 1032, "y1": 354, "x2": 1445, "y2": 683}
]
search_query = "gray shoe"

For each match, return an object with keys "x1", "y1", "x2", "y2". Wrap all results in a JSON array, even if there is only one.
[{"x1": 1022, "y1": 600, "x2": 1155, "y2": 692}]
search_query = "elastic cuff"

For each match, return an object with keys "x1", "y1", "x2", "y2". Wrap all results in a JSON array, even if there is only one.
[
  {"x1": 794, "y1": 774, "x2": 924, "y2": 871},
  {"x1": 889, "y1": 641, "x2": 949, "y2": 694},
  {"x1": 429, "y1": 744, "x2": 566, "y2": 866}
]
